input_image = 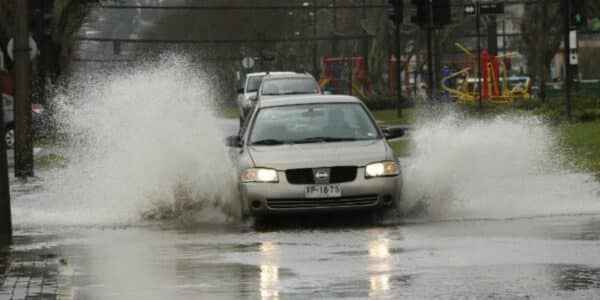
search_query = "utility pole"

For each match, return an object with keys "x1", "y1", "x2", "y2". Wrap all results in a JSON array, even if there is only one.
[
  {"x1": 563, "y1": 0, "x2": 572, "y2": 121},
  {"x1": 362, "y1": 0, "x2": 369, "y2": 79},
  {"x1": 332, "y1": 0, "x2": 339, "y2": 56},
  {"x1": 487, "y1": 16, "x2": 498, "y2": 56},
  {"x1": 312, "y1": 0, "x2": 319, "y2": 77},
  {"x1": 475, "y1": 1, "x2": 483, "y2": 110},
  {"x1": 13, "y1": 0, "x2": 34, "y2": 178},
  {"x1": 426, "y1": 0, "x2": 434, "y2": 102},
  {"x1": 389, "y1": 0, "x2": 403, "y2": 117},
  {"x1": 0, "y1": 74, "x2": 11, "y2": 243}
]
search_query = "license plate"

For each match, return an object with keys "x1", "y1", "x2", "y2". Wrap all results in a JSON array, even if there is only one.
[{"x1": 305, "y1": 185, "x2": 342, "y2": 198}]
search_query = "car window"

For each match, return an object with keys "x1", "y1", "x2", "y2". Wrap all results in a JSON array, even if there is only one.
[
  {"x1": 246, "y1": 75, "x2": 264, "y2": 92},
  {"x1": 260, "y1": 78, "x2": 320, "y2": 96},
  {"x1": 249, "y1": 103, "x2": 380, "y2": 145}
]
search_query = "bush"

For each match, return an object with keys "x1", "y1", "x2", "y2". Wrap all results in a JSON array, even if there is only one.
[
  {"x1": 535, "y1": 94, "x2": 600, "y2": 123},
  {"x1": 361, "y1": 94, "x2": 413, "y2": 111}
]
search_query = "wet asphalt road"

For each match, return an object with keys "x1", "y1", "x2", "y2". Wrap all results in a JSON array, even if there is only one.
[
  {"x1": 4, "y1": 119, "x2": 600, "y2": 299},
  {"x1": 3, "y1": 109, "x2": 600, "y2": 299},
  {"x1": 7, "y1": 214, "x2": 600, "y2": 299}
]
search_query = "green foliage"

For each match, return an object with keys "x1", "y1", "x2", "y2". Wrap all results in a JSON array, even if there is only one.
[
  {"x1": 36, "y1": 153, "x2": 68, "y2": 169},
  {"x1": 389, "y1": 139, "x2": 410, "y2": 157},
  {"x1": 557, "y1": 121, "x2": 600, "y2": 178},
  {"x1": 216, "y1": 105, "x2": 239, "y2": 119},
  {"x1": 533, "y1": 95, "x2": 600, "y2": 123},
  {"x1": 362, "y1": 94, "x2": 413, "y2": 111},
  {"x1": 371, "y1": 108, "x2": 414, "y2": 125}
]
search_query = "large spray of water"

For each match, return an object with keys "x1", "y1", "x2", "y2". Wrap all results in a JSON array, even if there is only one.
[
  {"x1": 401, "y1": 114, "x2": 600, "y2": 221},
  {"x1": 13, "y1": 56, "x2": 239, "y2": 227},
  {"x1": 10, "y1": 55, "x2": 600, "y2": 228}
]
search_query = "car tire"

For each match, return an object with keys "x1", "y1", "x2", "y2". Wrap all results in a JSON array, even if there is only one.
[{"x1": 5, "y1": 126, "x2": 14, "y2": 149}]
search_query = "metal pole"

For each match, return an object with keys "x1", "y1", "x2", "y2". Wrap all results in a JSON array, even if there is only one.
[
  {"x1": 476, "y1": 1, "x2": 483, "y2": 110},
  {"x1": 395, "y1": 10, "x2": 402, "y2": 117},
  {"x1": 332, "y1": 0, "x2": 339, "y2": 56},
  {"x1": 502, "y1": 19, "x2": 506, "y2": 56},
  {"x1": 0, "y1": 73, "x2": 12, "y2": 243},
  {"x1": 362, "y1": 0, "x2": 369, "y2": 78},
  {"x1": 563, "y1": 0, "x2": 572, "y2": 121},
  {"x1": 13, "y1": 0, "x2": 34, "y2": 178},
  {"x1": 426, "y1": 0, "x2": 434, "y2": 102},
  {"x1": 312, "y1": 1, "x2": 319, "y2": 77}
]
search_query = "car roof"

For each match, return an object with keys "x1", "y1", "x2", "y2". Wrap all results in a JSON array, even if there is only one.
[
  {"x1": 262, "y1": 73, "x2": 315, "y2": 80},
  {"x1": 257, "y1": 95, "x2": 362, "y2": 108},
  {"x1": 246, "y1": 71, "x2": 295, "y2": 77}
]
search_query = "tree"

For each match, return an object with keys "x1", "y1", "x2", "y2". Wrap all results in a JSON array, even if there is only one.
[{"x1": 521, "y1": 0, "x2": 562, "y2": 101}]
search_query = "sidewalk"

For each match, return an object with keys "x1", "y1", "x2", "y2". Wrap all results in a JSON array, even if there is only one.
[
  {"x1": 1, "y1": 148, "x2": 71, "y2": 299},
  {"x1": 0, "y1": 251, "x2": 70, "y2": 300}
]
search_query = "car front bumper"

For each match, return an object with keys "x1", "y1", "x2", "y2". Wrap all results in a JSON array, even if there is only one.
[{"x1": 240, "y1": 167, "x2": 402, "y2": 216}]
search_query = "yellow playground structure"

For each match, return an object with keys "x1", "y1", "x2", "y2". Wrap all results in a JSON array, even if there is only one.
[{"x1": 441, "y1": 43, "x2": 532, "y2": 104}]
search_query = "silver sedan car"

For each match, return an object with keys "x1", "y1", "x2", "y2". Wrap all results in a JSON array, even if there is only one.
[{"x1": 226, "y1": 95, "x2": 404, "y2": 218}]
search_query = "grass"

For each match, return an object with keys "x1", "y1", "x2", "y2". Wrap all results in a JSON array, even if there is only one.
[
  {"x1": 373, "y1": 108, "x2": 414, "y2": 157},
  {"x1": 215, "y1": 105, "x2": 239, "y2": 119},
  {"x1": 35, "y1": 153, "x2": 69, "y2": 169},
  {"x1": 557, "y1": 121, "x2": 600, "y2": 178},
  {"x1": 371, "y1": 107, "x2": 414, "y2": 125},
  {"x1": 389, "y1": 139, "x2": 410, "y2": 157}
]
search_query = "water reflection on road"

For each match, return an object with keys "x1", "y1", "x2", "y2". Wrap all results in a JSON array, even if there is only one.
[{"x1": 3, "y1": 215, "x2": 600, "y2": 299}]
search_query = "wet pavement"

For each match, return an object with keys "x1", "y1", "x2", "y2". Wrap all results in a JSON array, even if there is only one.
[{"x1": 2, "y1": 213, "x2": 600, "y2": 299}]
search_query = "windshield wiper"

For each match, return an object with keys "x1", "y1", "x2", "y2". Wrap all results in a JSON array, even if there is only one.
[
  {"x1": 278, "y1": 91, "x2": 313, "y2": 95},
  {"x1": 292, "y1": 137, "x2": 357, "y2": 144},
  {"x1": 251, "y1": 139, "x2": 287, "y2": 145}
]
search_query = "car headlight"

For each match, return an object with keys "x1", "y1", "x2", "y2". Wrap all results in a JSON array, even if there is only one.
[
  {"x1": 242, "y1": 168, "x2": 279, "y2": 183},
  {"x1": 365, "y1": 161, "x2": 399, "y2": 178}
]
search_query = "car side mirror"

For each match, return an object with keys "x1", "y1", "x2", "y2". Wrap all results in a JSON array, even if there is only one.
[
  {"x1": 249, "y1": 94, "x2": 258, "y2": 101},
  {"x1": 226, "y1": 135, "x2": 242, "y2": 148},
  {"x1": 382, "y1": 127, "x2": 405, "y2": 140},
  {"x1": 237, "y1": 87, "x2": 244, "y2": 94}
]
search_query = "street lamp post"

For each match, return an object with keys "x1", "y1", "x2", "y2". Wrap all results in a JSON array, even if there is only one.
[
  {"x1": 475, "y1": 0, "x2": 483, "y2": 110},
  {"x1": 0, "y1": 74, "x2": 11, "y2": 243}
]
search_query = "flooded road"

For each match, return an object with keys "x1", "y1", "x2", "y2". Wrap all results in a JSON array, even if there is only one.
[
  {"x1": 1, "y1": 1, "x2": 599, "y2": 299},
  {"x1": 5, "y1": 214, "x2": 600, "y2": 299},
  {"x1": 3, "y1": 62, "x2": 599, "y2": 298}
]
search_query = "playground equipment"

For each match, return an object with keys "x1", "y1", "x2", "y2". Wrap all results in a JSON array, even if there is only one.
[
  {"x1": 441, "y1": 43, "x2": 532, "y2": 104},
  {"x1": 388, "y1": 56, "x2": 410, "y2": 92},
  {"x1": 319, "y1": 57, "x2": 373, "y2": 98},
  {"x1": 319, "y1": 56, "x2": 411, "y2": 97}
]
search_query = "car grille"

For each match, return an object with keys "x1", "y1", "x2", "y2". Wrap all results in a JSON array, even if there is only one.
[
  {"x1": 266, "y1": 195, "x2": 377, "y2": 209},
  {"x1": 285, "y1": 166, "x2": 357, "y2": 184}
]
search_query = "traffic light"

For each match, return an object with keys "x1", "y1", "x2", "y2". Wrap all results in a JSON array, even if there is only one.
[
  {"x1": 410, "y1": 0, "x2": 452, "y2": 28},
  {"x1": 388, "y1": 0, "x2": 403, "y2": 24},
  {"x1": 411, "y1": 0, "x2": 428, "y2": 27},
  {"x1": 571, "y1": 0, "x2": 587, "y2": 28},
  {"x1": 433, "y1": 0, "x2": 452, "y2": 27}
]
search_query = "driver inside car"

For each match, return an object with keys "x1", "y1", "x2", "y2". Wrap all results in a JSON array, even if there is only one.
[{"x1": 323, "y1": 109, "x2": 354, "y2": 138}]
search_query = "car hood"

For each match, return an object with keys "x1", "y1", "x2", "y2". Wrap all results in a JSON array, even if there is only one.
[{"x1": 248, "y1": 139, "x2": 387, "y2": 170}]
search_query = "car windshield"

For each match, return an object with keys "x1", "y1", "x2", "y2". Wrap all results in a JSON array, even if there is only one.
[
  {"x1": 249, "y1": 103, "x2": 380, "y2": 145},
  {"x1": 246, "y1": 75, "x2": 264, "y2": 92},
  {"x1": 260, "y1": 78, "x2": 320, "y2": 96}
]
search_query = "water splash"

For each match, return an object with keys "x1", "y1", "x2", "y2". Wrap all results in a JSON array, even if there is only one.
[
  {"x1": 12, "y1": 55, "x2": 240, "y2": 227},
  {"x1": 401, "y1": 113, "x2": 600, "y2": 221}
]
